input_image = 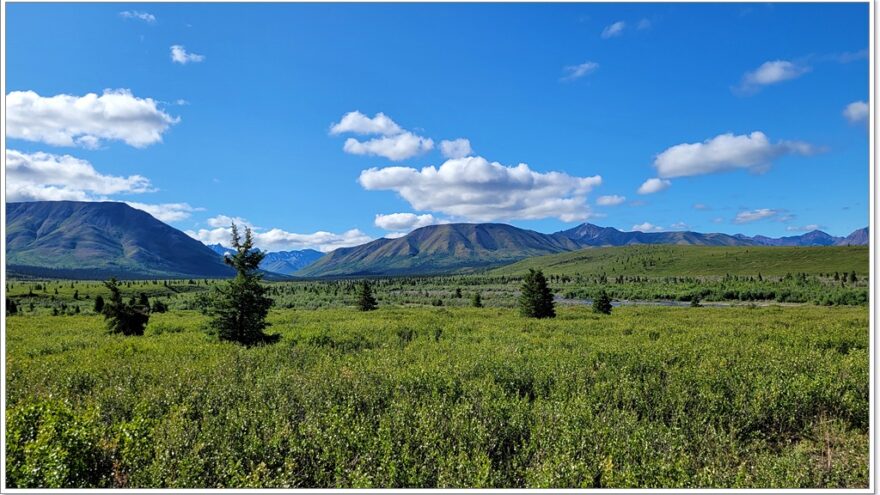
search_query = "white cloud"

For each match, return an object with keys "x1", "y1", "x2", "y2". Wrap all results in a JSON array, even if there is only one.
[
  {"x1": 330, "y1": 111, "x2": 402, "y2": 136},
  {"x1": 738, "y1": 60, "x2": 810, "y2": 93},
  {"x1": 637, "y1": 18, "x2": 652, "y2": 30},
  {"x1": 170, "y1": 45, "x2": 205, "y2": 64},
  {"x1": 596, "y1": 194, "x2": 626, "y2": 206},
  {"x1": 601, "y1": 21, "x2": 626, "y2": 39},
  {"x1": 206, "y1": 214, "x2": 254, "y2": 228},
  {"x1": 125, "y1": 202, "x2": 201, "y2": 222},
  {"x1": 6, "y1": 149, "x2": 154, "y2": 202},
  {"x1": 383, "y1": 232, "x2": 408, "y2": 239},
  {"x1": 119, "y1": 11, "x2": 155, "y2": 23},
  {"x1": 6, "y1": 89, "x2": 179, "y2": 148},
  {"x1": 439, "y1": 138, "x2": 473, "y2": 159},
  {"x1": 786, "y1": 224, "x2": 822, "y2": 232},
  {"x1": 653, "y1": 131, "x2": 816, "y2": 179},
  {"x1": 637, "y1": 178, "x2": 671, "y2": 195},
  {"x1": 733, "y1": 208, "x2": 780, "y2": 224},
  {"x1": 631, "y1": 222, "x2": 663, "y2": 232},
  {"x1": 374, "y1": 213, "x2": 443, "y2": 231},
  {"x1": 6, "y1": 149, "x2": 201, "y2": 222},
  {"x1": 561, "y1": 61, "x2": 599, "y2": 82},
  {"x1": 343, "y1": 133, "x2": 434, "y2": 161},
  {"x1": 187, "y1": 223, "x2": 372, "y2": 252},
  {"x1": 843, "y1": 101, "x2": 869, "y2": 124},
  {"x1": 331, "y1": 111, "x2": 433, "y2": 161},
  {"x1": 693, "y1": 203, "x2": 710, "y2": 210},
  {"x1": 359, "y1": 155, "x2": 602, "y2": 222},
  {"x1": 670, "y1": 221, "x2": 690, "y2": 230}
]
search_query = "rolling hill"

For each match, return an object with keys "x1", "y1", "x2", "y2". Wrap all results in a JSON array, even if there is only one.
[
  {"x1": 489, "y1": 244, "x2": 870, "y2": 277},
  {"x1": 7, "y1": 201, "x2": 235, "y2": 279}
]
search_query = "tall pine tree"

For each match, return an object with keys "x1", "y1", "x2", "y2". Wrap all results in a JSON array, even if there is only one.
[
  {"x1": 102, "y1": 278, "x2": 149, "y2": 335},
  {"x1": 519, "y1": 269, "x2": 555, "y2": 318},
  {"x1": 206, "y1": 224, "x2": 277, "y2": 345}
]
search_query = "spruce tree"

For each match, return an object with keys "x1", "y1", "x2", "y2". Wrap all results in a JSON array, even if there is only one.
[
  {"x1": 6, "y1": 298, "x2": 18, "y2": 316},
  {"x1": 519, "y1": 269, "x2": 555, "y2": 318},
  {"x1": 102, "y1": 278, "x2": 149, "y2": 336},
  {"x1": 93, "y1": 295, "x2": 105, "y2": 314},
  {"x1": 471, "y1": 292, "x2": 483, "y2": 308},
  {"x1": 356, "y1": 280, "x2": 378, "y2": 311},
  {"x1": 206, "y1": 224, "x2": 276, "y2": 345},
  {"x1": 592, "y1": 289, "x2": 613, "y2": 315}
]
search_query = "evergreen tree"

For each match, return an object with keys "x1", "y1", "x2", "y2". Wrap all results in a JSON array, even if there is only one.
[
  {"x1": 93, "y1": 295, "x2": 105, "y2": 314},
  {"x1": 592, "y1": 289, "x2": 613, "y2": 315},
  {"x1": 102, "y1": 278, "x2": 149, "y2": 336},
  {"x1": 850, "y1": 271, "x2": 858, "y2": 283},
  {"x1": 356, "y1": 280, "x2": 378, "y2": 311},
  {"x1": 138, "y1": 293, "x2": 150, "y2": 309},
  {"x1": 6, "y1": 298, "x2": 18, "y2": 316},
  {"x1": 471, "y1": 292, "x2": 483, "y2": 308},
  {"x1": 519, "y1": 269, "x2": 555, "y2": 318},
  {"x1": 206, "y1": 224, "x2": 276, "y2": 345},
  {"x1": 151, "y1": 299, "x2": 168, "y2": 313}
]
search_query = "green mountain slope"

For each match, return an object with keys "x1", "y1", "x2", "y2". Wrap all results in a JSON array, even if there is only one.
[
  {"x1": 7, "y1": 201, "x2": 234, "y2": 279},
  {"x1": 297, "y1": 223, "x2": 582, "y2": 277},
  {"x1": 490, "y1": 244, "x2": 869, "y2": 277}
]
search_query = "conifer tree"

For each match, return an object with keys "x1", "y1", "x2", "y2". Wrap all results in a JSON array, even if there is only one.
[
  {"x1": 356, "y1": 280, "x2": 378, "y2": 311},
  {"x1": 93, "y1": 295, "x2": 105, "y2": 314},
  {"x1": 519, "y1": 269, "x2": 555, "y2": 318},
  {"x1": 472, "y1": 292, "x2": 483, "y2": 308},
  {"x1": 592, "y1": 289, "x2": 613, "y2": 315},
  {"x1": 102, "y1": 278, "x2": 149, "y2": 336},
  {"x1": 206, "y1": 224, "x2": 276, "y2": 345}
]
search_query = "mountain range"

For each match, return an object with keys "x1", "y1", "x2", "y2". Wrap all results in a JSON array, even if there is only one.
[
  {"x1": 208, "y1": 244, "x2": 323, "y2": 275},
  {"x1": 297, "y1": 222, "x2": 869, "y2": 277},
  {"x1": 4, "y1": 201, "x2": 870, "y2": 279}
]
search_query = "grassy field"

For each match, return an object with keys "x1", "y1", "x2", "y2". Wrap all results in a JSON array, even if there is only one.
[
  {"x1": 6, "y1": 305, "x2": 869, "y2": 488},
  {"x1": 490, "y1": 245, "x2": 869, "y2": 277}
]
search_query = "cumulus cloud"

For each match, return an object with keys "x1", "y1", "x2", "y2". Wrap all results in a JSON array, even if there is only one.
[
  {"x1": 561, "y1": 61, "x2": 599, "y2": 82},
  {"x1": 374, "y1": 213, "x2": 443, "y2": 231},
  {"x1": 383, "y1": 232, "x2": 408, "y2": 239},
  {"x1": 439, "y1": 138, "x2": 473, "y2": 159},
  {"x1": 119, "y1": 11, "x2": 155, "y2": 23},
  {"x1": 359, "y1": 155, "x2": 602, "y2": 222},
  {"x1": 596, "y1": 194, "x2": 626, "y2": 206},
  {"x1": 6, "y1": 149, "x2": 154, "y2": 202},
  {"x1": 207, "y1": 214, "x2": 254, "y2": 228},
  {"x1": 330, "y1": 111, "x2": 402, "y2": 136},
  {"x1": 733, "y1": 208, "x2": 780, "y2": 224},
  {"x1": 843, "y1": 101, "x2": 869, "y2": 124},
  {"x1": 6, "y1": 89, "x2": 179, "y2": 148},
  {"x1": 631, "y1": 222, "x2": 663, "y2": 232},
  {"x1": 637, "y1": 178, "x2": 671, "y2": 195},
  {"x1": 125, "y1": 202, "x2": 201, "y2": 223},
  {"x1": 187, "y1": 222, "x2": 372, "y2": 252},
  {"x1": 343, "y1": 133, "x2": 434, "y2": 161},
  {"x1": 786, "y1": 224, "x2": 822, "y2": 232},
  {"x1": 6, "y1": 149, "x2": 201, "y2": 222},
  {"x1": 670, "y1": 221, "x2": 690, "y2": 230},
  {"x1": 331, "y1": 111, "x2": 433, "y2": 161},
  {"x1": 170, "y1": 45, "x2": 205, "y2": 64},
  {"x1": 601, "y1": 21, "x2": 626, "y2": 38},
  {"x1": 737, "y1": 60, "x2": 810, "y2": 93},
  {"x1": 653, "y1": 131, "x2": 817, "y2": 179}
]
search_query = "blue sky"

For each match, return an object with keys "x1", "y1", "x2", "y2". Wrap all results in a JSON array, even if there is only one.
[{"x1": 5, "y1": 2, "x2": 870, "y2": 251}]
